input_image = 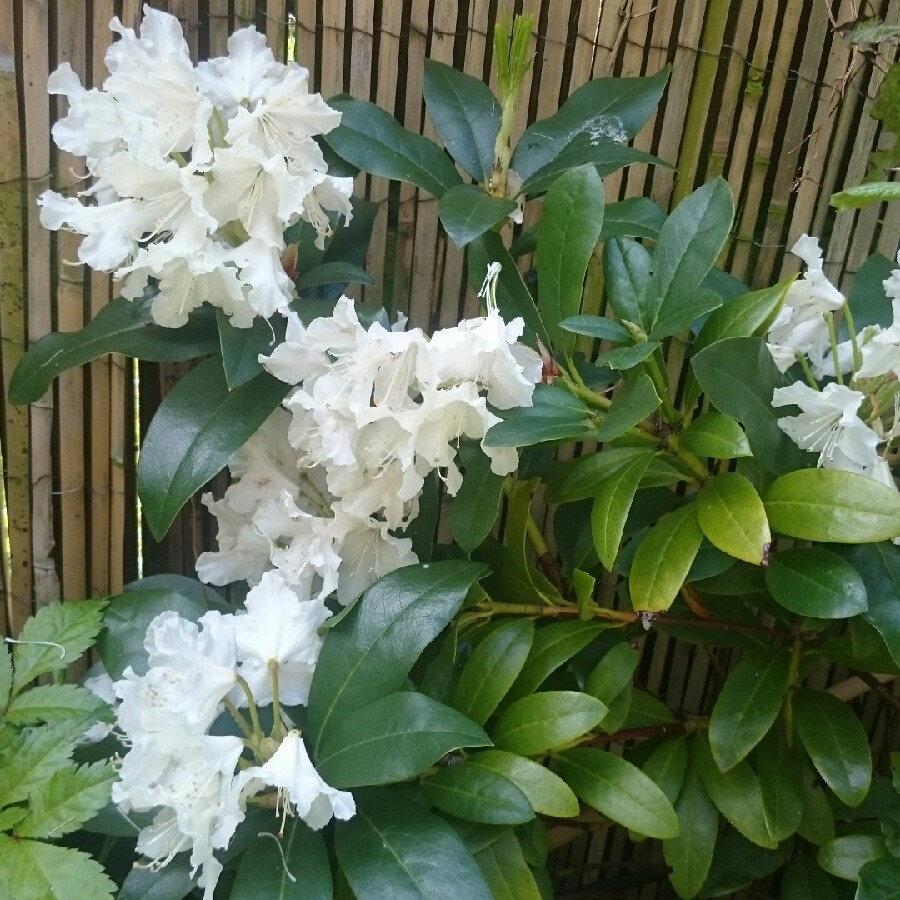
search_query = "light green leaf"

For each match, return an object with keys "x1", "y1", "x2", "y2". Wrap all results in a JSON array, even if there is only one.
[
  {"x1": 629, "y1": 503, "x2": 704, "y2": 612},
  {"x1": 595, "y1": 370, "x2": 661, "y2": 442},
  {"x1": 0, "y1": 834, "x2": 116, "y2": 900},
  {"x1": 137, "y1": 358, "x2": 289, "y2": 540},
  {"x1": 679, "y1": 412, "x2": 752, "y2": 459},
  {"x1": 335, "y1": 789, "x2": 492, "y2": 900},
  {"x1": 559, "y1": 315, "x2": 631, "y2": 343},
  {"x1": 642, "y1": 736, "x2": 689, "y2": 806},
  {"x1": 585, "y1": 643, "x2": 640, "y2": 707},
  {"x1": 452, "y1": 620, "x2": 535, "y2": 726},
  {"x1": 764, "y1": 469, "x2": 900, "y2": 543},
  {"x1": 472, "y1": 830, "x2": 543, "y2": 900},
  {"x1": 0, "y1": 807, "x2": 27, "y2": 832},
  {"x1": 793, "y1": 688, "x2": 872, "y2": 807},
  {"x1": 818, "y1": 835, "x2": 888, "y2": 881},
  {"x1": 6, "y1": 684, "x2": 107, "y2": 726},
  {"x1": 451, "y1": 443, "x2": 505, "y2": 555},
  {"x1": 663, "y1": 767, "x2": 717, "y2": 898},
  {"x1": 765, "y1": 547, "x2": 868, "y2": 619},
  {"x1": 315, "y1": 691, "x2": 490, "y2": 788},
  {"x1": 596, "y1": 341, "x2": 660, "y2": 370},
  {"x1": 831, "y1": 182, "x2": 900, "y2": 210},
  {"x1": 421, "y1": 760, "x2": 534, "y2": 825},
  {"x1": 649, "y1": 289, "x2": 724, "y2": 340},
  {"x1": 12, "y1": 601, "x2": 106, "y2": 693},
  {"x1": 490, "y1": 692, "x2": 607, "y2": 756},
  {"x1": 554, "y1": 747, "x2": 679, "y2": 838},
  {"x1": 0, "y1": 644, "x2": 11, "y2": 710},
  {"x1": 439, "y1": 185, "x2": 516, "y2": 247},
  {"x1": 537, "y1": 165, "x2": 605, "y2": 355},
  {"x1": 696, "y1": 472, "x2": 771, "y2": 565},
  {"x1": 591, "y1": 452, "x2": 654, "y2": 569}
]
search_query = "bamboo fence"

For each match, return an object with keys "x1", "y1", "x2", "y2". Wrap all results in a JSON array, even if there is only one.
[{"x1": 3, "y1": 0, "x2": 900, "y2": 893}]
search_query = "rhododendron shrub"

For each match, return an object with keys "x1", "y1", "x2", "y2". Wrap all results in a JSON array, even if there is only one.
[{"x1": 8, "y1": 7, "x2": 900, "y2": 900}]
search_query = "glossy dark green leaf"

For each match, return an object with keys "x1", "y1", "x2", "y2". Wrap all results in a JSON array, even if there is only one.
[
  {"x1": 484, "y1": 385, "x2": 594, "y2": 449},
  {"x1": 439, "y1": 185, "x2": 516, "y2": 247},
  {"x1": 335, "y1": 790, "x2": 492, "y2": 900},
  {"x1": 650, "y1": 289, "x2": 724, "y2": 340},
  {"x1": 798, "y1": 785, "x2": 836, "y2": 846},
  {"x1": 559, "y1": 315, "x2": 632, "y2": 343},
  {"x1": 490, "y1": 692, "x2": 607, "y2": 756},
  {"x1": 230, "y1": 820, "x2": 331, "y2": 900},
  {"x1": 699, "y1": 830, "x2": 792, "y2": 896},
  {"x1": 598, "y1": 196, "x2": 666, "y2": 242},
  {"x1": 9, "y1": 296, "x2": 218, "y2": 405},
  {"x1": 423, "y1": 60, "x2": 500, "y2": 182},
  {"x1": 603, "y1": 237, "x2": 653, "y2": 332},
  {"x1": 554, "y1": 747, "x2": 679, "y2": 838},
  {"x1": 696, "y1": 472, "x2": 771, "y2": 566},
  {"x1": 511, "y1": 69, "x2": 669, "y2": 182},
  {"x1": 452, "y1": 619, "x2": 535, "y2": 726},
  {"x1": 325, "y1": 97, "x2": 461, "y2": 197},
  {"x1": 595, "y1": 370, "x2": 661, "y2": 442},
  {"x1": 629, "y1": 503, "x2": 704, "y2": 612},
  {"x1": 817, "y1": 835, "x2": 888, "y2": 881},
  {"x1": 846, "y1": 253, "x2": 894, "y2": 332},
  {"x1": 691, "y1": 337, "x2": 810, "y2": 474},
  {"x1": 757, "y1": 726, "x2": 805, "y2": 842},
  {"x1": 451, "y1": 443, "x2": 505, "y2": 554},
  {"x1": 780, "y1": 852, "x2": 839, "y2": 900},
  {"x1": 663, "y1": 767, "x2": 717, "y2": 898},
  {"x1": 793, "y1": 688, "x2": 872, "y2": 807},
  {"x1": 678, "y1": 412, "x2": 752, "y2": 460},
  {"x1": 137, "y1": 358, "x2": 289, "y2": 540},
  {"x1": 764, "y1": 469, "x2": 900, "y2": 543},
  {"x1": 642, "y1": 736, "x2": 689, "y2": 806},
  {"x1": 707, "y1": 648, "x2": 790, "y2": 771},
  {"x1": 117, "y1": 858, "x2": 195, "y2": 900},
  {"x1": 306, "y1": 561, "x2": 486, "y2": 756},
  {"x1": 765, "y1": 548, "x2": 867, "y2": 619},
  {"x1": 591, "y1": 452, "x2": 654, "y2": 569},
  {"x1": 315, "y1": 691, "x2": 490, "y2": 788},
  {"x1": 295, "y1": 260, "x2": 374, "y2": 290},
  {"x1": 216, "y1": 309, "x2": 285, "y2": 388},
  {"x1": 472, "y1": 830, "x2": 543, "y2": 900},
  {"x1": 421, "y1": 760, "x2": 534, "y2": 825},
  {"x1": 537, "y1": 165, "x2": 604, "y2": 355},
  {"x1": 549, "y1": 446, "x2": 651, "y2": 502},
  {"x1": 857, "y1": 858, "x2": 900, "y2": 899}
]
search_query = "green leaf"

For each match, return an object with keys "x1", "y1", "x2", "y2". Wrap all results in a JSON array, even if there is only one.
[
  {"x1": 857, "y1": 858, "x2": 900, "y2": 899},
  {"x1": 8, "y1": 296, "x2": 218, "y2": 406},
  {"x1": 679, "y1": 412, "x2": 752, "y2": 459},
  {"x1": 707, "y1": 648, "x2": 790, "y2": 771},
  {"x1": 846, "y1": 253, "x2": 894, "y2": 333},
  {"x1": 696, "y1": 472, "x2": 771, "y2": 566},
  {"x1": 0, "y1": 834, "x2": 116, "y2": 900},
  {"x1": 694, "y1": 735, "x2": 776, "y2": 849},
  {"x1": 439, "y1": 185, "x2": 516, "y2": 248},
  {"x1": 472, "y1": 830, "x2": 543, "y2": 900},
  {"x1": 549, "y1": 446, "x2": 651, "y2": 502},
  {"x1": 230, "y1": 819, "x2": 331, "y2": 900},
  {"x1": 757, "y1": 726, "x2": 805, "y2": 842},
  {"x1": 554, "y1": 747, "x2": 679, "y2": 838},
  {"x1": 117, "y1": 856, "x2": 195, "y2": 900},
  {"x1": 295, "y1": 260, "x2": 374, "y2": 291},
  {"x1": 596, "y1": 341, "x2": 661, "y2": 370},
  {"x1": 137, "y1": 358, "x2": 289, "y2": 540},
  {"x1": 452, "y1": 620, "x2": 534, "y2": 726},
  {"x1": 765, "y1": 548, "x2": 868, "y2": 619},
  {"x1": 585, "y1": 643, "x2": 640, "y2": 707},
  {"x1": 629, "y1": 503, "x2": 704, "y2": 612},
  {"x1": 216, "y1": 310, "x2": 284, "y2": 388},
  {"x1": 97, "y1": 586, "x2": 208, "y2": 679},
  {"x1": 0, "y1": 644, "x2": 11, "y2": 709},
  {"x1": 649, "y1": 289, "x2": 724, "y2": 341},
  {"x1": 325, "y1": 97, "x2": 461, "y2": 197},
  {"x1": 11, "y1": 600, "x2": 106, "y2": 693},
  {"x1": 451, "y1": 443, "x2": 505, "y2": 554},
  {"x1": 646, "y1": 178, "x2": 734, "y2": 332},
  {"x1": 0, "y1": 807, "x2": 27, "y2": 831},
  {"x1": 468, "y1": 232, "x2": 551, "y2": 347},
  {"x1": 15, "y1": 761, "x2": 115, "y2": 839},
  {"x1": 307, "y1": 561, "x2": 486, "y2": 756},
  {"x1": 591, "y1": 452, "x2": 654, "y2": 569},
  {"x1": 335, "y1": 789, "x2": 492, "y2": 900},
  {"x1": 699, "y1": 830, "x2": 792, "y2": 896},
  {"x1": 536, "y1": 165, "x2": 604, "y2": 355},
  {"x1": 603, "y1": 237, "x2": 653, "y2": 332},
  {"x1": 423, "y1": 60, "x2": 500, "y2": 183},
  {"x1": 511, "y1": 69, "x2": 669, "y2": 182},
  {"x1": 798, "y1": 785, "x2": 836, "y2": 845},
  {"x1": 599, "y1": 197, "x2": 666, "y2": 242},
  {"x1": 764, "y1": 469, "x2": 900, "y2": 543},
  {"x1": 421, "y1": 760, "x2": 534, "y2": 825},
  {"x1": 466, "y1": 750, "x2": 580, "y2": 818},
  {"x1": 6, "y1": 684, "x2": 107, "y2": 726},
  {"x1": 831, "y1": 182, "x2": 900, "y2": 210},
  {"x1": 484, "y1": 385, "x2": 594, "y2": 449},
  {"x1": 559, "y1": 315, "x2": 632, "y2": 343},
  {"x1": 663, "y1": 767, "x2": 717, "y2": 898},
  {"x1": 490, "y1": 692, "x2": 607, "y2": 756},
  {"x1": 780, "y1": 852, "x2": 839, "y2": 900},
  {"x1": 845, "y1": 16, "x2": 900, "y2": 43},
  {"x1": 793, "y1": 688, "x2": 872, "y2": 808},
  {"x1": 506, "y1": 620, "x2": 606, "y2": 703},
  {"x1": 642, "y1": 736, "x2": 690, "y2": 806},
  {"x1": 818, "y1": 835, "x2": 888, "y2": 881},
  {"x1": 595, "y1": 370, "x2": 661, "y2": 442},
  {"x1": 315, "y1": 691, "x2": 490, "y2": 788}
]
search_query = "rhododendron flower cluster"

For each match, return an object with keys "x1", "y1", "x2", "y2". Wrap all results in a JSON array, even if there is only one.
[
  {"x1": 38, "y1": 7, "x2": 352, "y2": 328},
  {"x1": 111, "y1": 571, "x2": 353, "y2": 899},
  {"x1": 198, "y1": 270, "x2": 543, "y2": 604}
]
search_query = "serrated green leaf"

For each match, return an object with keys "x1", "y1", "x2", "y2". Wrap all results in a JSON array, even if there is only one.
[
  {"x1": 554, "y1": 747, "x2": 679, "y2": 838},
  {"x1": 439, "y1": 185, "x2": 516, "y2": 247},
  {"x1": 663, "y1": 766, "x2": 717, "y2": 898},
  {"x1": 421, "y1": 759, "x2": 534, "y2": 825},
  {"x1": 0, "y1": 833, "x2": 116, "y2": 900},
  {"x1": 629, "y1": 503, "x2": 704, "y2": 612},
  {"x1": 472, "y1": 829, "x2": 543, "y2": 900},
  {"x1": 0, "y1": 807, "x2": 27, "y2": 831},
  {"x1": 679, "y1": 412, "x2": 752, "y2": 460},
  {"x1": 591, "y1": 452, "x2": 654, "y2": 569},
  {"x1": 585, "y1": 642, "x2": 640, "y2": 707},
  {"x1": 451, "y1": 443, "x2": 505, "y2": 554},
  {"x1": 764, "y1": 469, "x2": 900, "y2": 543},
  {"x1": 452, "y1": 620, "x2": 534, "y2": 726},
  {"x1": 137, "y1": 358, "x2": 289, "y2": 540},
  {"x1": 596, "y1": 370, "x2": 661, "y2": 442},
  {"x1": 315, "y1": 691, "x2": 490, "y2": 788},
  {"x1": 765, "y1": 547, "x2": 868, "y2": 619},
  {"x1": 12, "y1": 601, "x2": 106, "y2": 693},
  {"x1": 707, "y1": 648, "x2": 790, "y2": 771},
  {"x1": 15, "y1": 761, "x2": 115, "y2": 839},
  {"x1": 604, "y1": 237, "x2": 653, "y2": 332},
  {"x1": 307, "y1": 561, "x2": 486, "y2": 757},
  {"x1": 6, "y1": 684, "x2": 107, "y2": 726},
  {"x1": 696, "y1": 472, "x2": 770, "y2": 565},
  {"x1": 491, "y1": 692, "x2": 606, "y2": 756},
  {"x1": 336, "y1": 789, "x2": 492, "y2": 900},
  {"x1": 793, "y1": 689, "x2": 872, "y2": 808},
  {"x1": 818, "y1": 835, "x2": 888, "y2": 881}
]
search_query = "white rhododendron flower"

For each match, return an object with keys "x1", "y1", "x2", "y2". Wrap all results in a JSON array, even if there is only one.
[{"x1": 38, "y1": 6, "x2": 351, "y2": 327}]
